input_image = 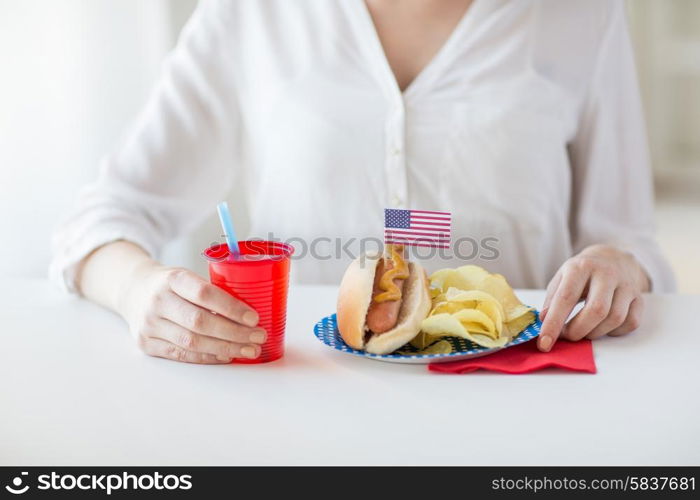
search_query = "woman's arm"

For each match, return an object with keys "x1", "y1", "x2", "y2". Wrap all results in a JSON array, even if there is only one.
[
  {"x1": 77, "y1": 240, "x2": 265, "y2": 364},
  {"x1": 77, "y1": 241, "x2": 154, "y2": 313},
  {"x1": 537, "y1": 1, "x2": 675, "y2": 351},
  {"x1": 50, "y1": 2, "x2": 263, "y2": 363}
]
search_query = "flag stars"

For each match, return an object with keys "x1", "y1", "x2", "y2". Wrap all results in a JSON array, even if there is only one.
[{"x1": 385, "y1": 209, "x2": 411, "y2": 228}]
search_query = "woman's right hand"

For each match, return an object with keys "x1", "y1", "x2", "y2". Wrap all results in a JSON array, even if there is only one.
[{"x1": 116, "y1": 262, "x2": 266, "y2": 364}]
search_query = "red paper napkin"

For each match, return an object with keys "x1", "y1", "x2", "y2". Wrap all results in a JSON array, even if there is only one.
[{"x1": 429, "y1": 339, "x2": 596, "y2": 374}]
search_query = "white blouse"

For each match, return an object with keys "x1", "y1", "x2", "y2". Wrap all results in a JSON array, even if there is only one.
[{"x1": 50, "y1": 0, "x2": 676, "y2": 292}]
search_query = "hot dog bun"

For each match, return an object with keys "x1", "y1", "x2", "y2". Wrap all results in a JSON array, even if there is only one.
[{"x1": 336, "y1": 252, "x2": 431, "y2": 355}]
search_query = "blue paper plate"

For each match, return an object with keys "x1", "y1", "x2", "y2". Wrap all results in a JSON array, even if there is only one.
[{"x1": 313, "y1": 311, "x2": 541, "y2": 364}]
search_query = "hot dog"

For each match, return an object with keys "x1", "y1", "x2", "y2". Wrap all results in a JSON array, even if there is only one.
[
  {"x1": 336, "y1": 246, "x2": 431, "y2": 355},
  {"x1": 365, "y1": 246, "x2": 407, "y2": 333}
]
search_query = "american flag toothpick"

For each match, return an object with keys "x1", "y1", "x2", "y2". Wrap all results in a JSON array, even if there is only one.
[{"x1": 384, "y1": 208, "x2": 452, "y2": 249}]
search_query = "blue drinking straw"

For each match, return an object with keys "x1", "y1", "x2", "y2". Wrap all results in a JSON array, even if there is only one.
[{"x1": 216, "y1": 201, "x2": 240, "y2": 256}]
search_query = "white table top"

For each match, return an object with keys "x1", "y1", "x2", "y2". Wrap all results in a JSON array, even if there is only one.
[{"x1": 1, "y1": 278, "x2": 698, "y2": 465}]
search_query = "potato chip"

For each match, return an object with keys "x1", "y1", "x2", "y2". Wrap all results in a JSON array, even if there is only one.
[
  {"x1": 421, "y1": 265, "x2": 534, "y2": 347},
  {"x1": 430, "y1": 300, "x2": 468, "y2": 316},
  {"x1": 429, "y1": 269, "x2": 472, "y2": 292},
  {"x1": 453, "y1": 308, "x2": 497, "y2": 338},
  {"x1": 456, "y1": 265, "x2": 490, "y2": 288},
  {"x1": 420, "y1": 313, "x2": 509, "y2": 348},
  {"x1": 475, "y1": 273, "x2": 533, "y2": 322},
  {"x1": 431, "y1": 293, "x2": 446, "y2": 305},
  {"x1": 410, "y1": 330, "x2": 438, "y2": 350},
  {"x1": 504, "y1": 310, "x2": 536, "y2": 337},
  {"x1": 444, "y1": 288, "x2": 506, "y2": 320},
  {"x1": 419, "y1": 340, "x2": 453, "y2": 355},
  {"x1": 397, "y1": 340, "x2": 453, "y2": 356},
  {"x1": 475, "y1": 300, "x2": 504, "y2": 338}
]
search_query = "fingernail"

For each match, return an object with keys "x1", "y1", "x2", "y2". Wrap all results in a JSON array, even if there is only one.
[
  {"x1": 539, "y1": 336, "x2": 552, "y2": 351},
  {"x1": 250, "y1": 330, "x2": 267, "y2": 344},
  {"x1": 241, "y1": 346, "x2": 258, "y2": 359},
  {"x1": 242, "y1": 311, "x2": 259, "y2": 327}
]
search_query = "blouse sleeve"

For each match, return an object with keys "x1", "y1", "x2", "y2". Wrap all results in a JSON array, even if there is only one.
[
  {"x1": 568, "y1": 1, "x2": 676, "y2": 292},
  {"x1": 49, "y1": 0, "x2": 240, "y2": 293}
]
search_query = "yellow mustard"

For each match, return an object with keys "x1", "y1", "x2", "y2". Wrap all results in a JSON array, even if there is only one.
[{"x1": 373, "y1": 244, "x2": 409, "y2": 302}]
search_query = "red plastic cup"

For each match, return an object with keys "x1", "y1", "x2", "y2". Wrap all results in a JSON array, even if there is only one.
[{"x1": 204, "y1": 240, "x2": 294, "y2": 364}]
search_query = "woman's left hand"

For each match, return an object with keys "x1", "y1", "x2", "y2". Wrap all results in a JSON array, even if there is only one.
[{"x1": 537, "y1": 244, "x2": 650, "y2": 352}]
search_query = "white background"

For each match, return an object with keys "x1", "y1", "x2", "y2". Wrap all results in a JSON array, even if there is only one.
[{"x1": 0, "y1": 0, "x2": 203, "y2": 279}]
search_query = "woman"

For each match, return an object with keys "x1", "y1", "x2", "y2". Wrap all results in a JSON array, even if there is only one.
[{"x1": 50, "y1": 0, "x2": 675, "y2": 364}]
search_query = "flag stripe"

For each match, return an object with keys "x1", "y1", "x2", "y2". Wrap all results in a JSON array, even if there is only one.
[
  {"x1": 385, "y1": 239, "x2": 450, "y2": 248},
  {"x1": 410, "y1": 215, "x2": 451, "y2": 222},
  {"x1": 385, "y1": 229, "x2": 450, "y2": 237},
  {"x1": 408, "y1": 223, "x2": 451, "y2": 229},
  {"x1": 409, "y1": 210, "x2": 451, "y2": 216},
  {"x1": 385, "y1": 236, "x2": 450, "y2": 244},
  {"x1": 385, "y1": 236, "x2": 448, "y2": 243}
]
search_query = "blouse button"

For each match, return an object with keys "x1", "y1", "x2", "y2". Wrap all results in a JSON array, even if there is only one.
[{"x1": 391, "y1": 195, "x2": 403, "y2": 207}]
